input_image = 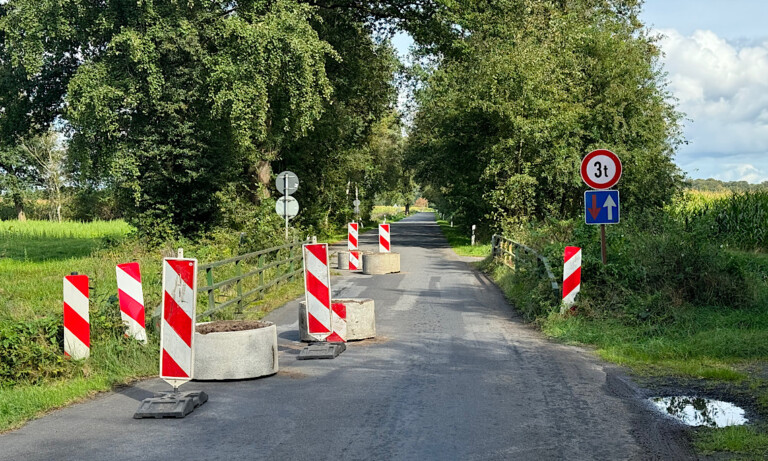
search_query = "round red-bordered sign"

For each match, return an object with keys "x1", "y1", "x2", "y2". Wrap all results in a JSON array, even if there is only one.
[{"x1": 581, "y1": 149, "x2": 622, "y2": 189}]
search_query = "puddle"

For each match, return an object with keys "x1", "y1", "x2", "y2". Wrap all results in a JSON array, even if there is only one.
[{"x1": 650, "y1": 396, "x2": 748, "y2": 427}]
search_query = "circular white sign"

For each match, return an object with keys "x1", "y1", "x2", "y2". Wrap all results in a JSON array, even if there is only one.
[
  {"x1": 275, "y1": 196, "x2": 299, "y2": 218},
  {"x1": 276, "y1": 171, "x2": 299, "y2": 195},
  {"x1": 580, "y1": 149, "x2": 622, "y2": 189}
]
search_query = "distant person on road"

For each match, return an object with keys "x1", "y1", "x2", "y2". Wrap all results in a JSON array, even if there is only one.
[{"x1": 405, "y1": 203, "x2": 410, "y2": 215}]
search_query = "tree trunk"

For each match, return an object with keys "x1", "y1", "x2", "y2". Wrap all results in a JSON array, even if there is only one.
[{"x1": 13, "y1": 192, "x2": 26, "y2": 221}]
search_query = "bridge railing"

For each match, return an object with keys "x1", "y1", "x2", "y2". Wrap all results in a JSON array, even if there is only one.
[
  {"x1": 491, "y1": 235, "x2": 559, "y2": 297},
  {"x1": 196, "y1": 238, "x2": 312, "y2": 319}
]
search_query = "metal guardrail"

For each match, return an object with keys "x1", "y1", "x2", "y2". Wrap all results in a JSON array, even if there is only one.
[
  {"x1": 491, "y1": 234, "x2": 559, "y2": 296},
  {"x1": 197, "y1": 238, "x2": 311, "y2": 319}
]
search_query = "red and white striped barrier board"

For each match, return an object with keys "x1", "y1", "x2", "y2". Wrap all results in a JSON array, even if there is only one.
[
  {"x1": 63, "y1": 275, "x2": 90, "y2": 360},
  {"x1": 160, "y1": 258, "x2": 198, "y2": 387},
  {"x1": 302, "y1": 243, "x2": 332, "y2": 340},
  {"x1": 379, "y1": 224, "x2": 391, "y2": 253},
  {"x1": 563, "y1": 246, "x2": 582, "y2": 307},
  {"x1": 348, "y1": 222, "x2": 358, "y2": 250},
  {"x1": 349, "y1": 250, "x2": 361, "y2": 271},
  {"x1": 326, "y1": 302, "x2": 347, "y2": 343},
  {"x1": 116, "y1": 262, "x2": 147, "y2": 343}
]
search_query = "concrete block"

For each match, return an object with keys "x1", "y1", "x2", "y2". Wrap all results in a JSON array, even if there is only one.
[
  {"x1": 337, "y1": 251, "x2": 350, "y2": 270},
  {"x1": 193, "y1": 322, "x2": 278, "y2": 380},
  {"x1": 299, "y1": 298, "x2": 375, "y2": 342},
  {"x1": 362, "y1": 252, "x2": 400, "y2": 275}
]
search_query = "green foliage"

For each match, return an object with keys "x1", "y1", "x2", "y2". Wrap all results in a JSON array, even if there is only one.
[
  {"x1": 0, "y1": 317, "x2": 64, "y2": 386},
  {"x1": 61, "y1": 0, "x2": 336, "y2": 237},
  {"x1": 283, "y1": 11, "x2": 402, "y2": 234},
  {"x1": 501, "y1": 215, "x2": 758, "y2": 322},
  {"x1": 0, "y1": 0, "x2": 416, "y2": 239},
  {"x1": 690, "y1": 178, "x2": 768, "y2": 193},
  {"x1": 695, "y1": 425, "x2": 768, "y2": 457},
  {"x1": 675, "y1": 191, "x2": 768, "y2": 251},
  {"x1": 406, "y1": 0, "x2": 683, "y2": 234},
  {"x1": 436, "y1": 217, "x2": 492, "y2": 257}
]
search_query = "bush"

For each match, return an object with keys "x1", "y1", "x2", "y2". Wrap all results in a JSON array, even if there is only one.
[
  {"x1": 497, "y1": 213, "x2": 758, "y2": 323},
  {"x1": 0, "y1": 317, "x2": 65, "y2": 387}
]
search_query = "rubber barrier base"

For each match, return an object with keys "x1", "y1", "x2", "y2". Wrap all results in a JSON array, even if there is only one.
[
  {"x1": 134, "y1": 390, "x2": 209, "y2": 419},
  {"x1": 297, "y1": 342, "x2": 346, "y2": 360}
]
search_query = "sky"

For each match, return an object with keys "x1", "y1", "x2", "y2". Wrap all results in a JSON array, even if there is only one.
[
  {"x1": 392, "y1": 1, "x2": 768, "y2": 183},
  {"x1": 641, "y1": 1, "x2": 768, "y2": 183}
]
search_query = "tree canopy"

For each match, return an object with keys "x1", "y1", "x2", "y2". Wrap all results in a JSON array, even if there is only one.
[
  {"x1": 0, "y1": 0, "x2": 686, "y2": 239},
  {"x1": 406, "y1": 0, "x2": 683, "y2": 232}
]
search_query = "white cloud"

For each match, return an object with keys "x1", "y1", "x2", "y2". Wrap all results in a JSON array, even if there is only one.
[{"x1": 656, "y1": 29, "x2": 768, "y2": 182}]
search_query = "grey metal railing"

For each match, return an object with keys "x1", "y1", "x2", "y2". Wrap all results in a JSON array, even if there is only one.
[{"x1": 491, "y1": 234, "x2": 559, "y2": 296}]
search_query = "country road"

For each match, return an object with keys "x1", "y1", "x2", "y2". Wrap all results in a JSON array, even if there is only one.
[{"x1": 0, "y1": 212, "x2": 692, "y2": 460}]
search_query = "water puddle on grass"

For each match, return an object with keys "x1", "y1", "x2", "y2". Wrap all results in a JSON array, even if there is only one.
[{"x1": 650, "y1": 396, "x2": 748, "y2": 427}]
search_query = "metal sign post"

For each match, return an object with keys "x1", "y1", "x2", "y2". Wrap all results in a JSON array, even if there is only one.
[
  {"x1": 284, "y1": 174, "x2": 288, "y2": 239},
  {"x1": 276, "y1": 171, "x2": 299, "y2": 241},
  {"x1": 354, "y1": 187, "x2": 360, "y2": 220}
]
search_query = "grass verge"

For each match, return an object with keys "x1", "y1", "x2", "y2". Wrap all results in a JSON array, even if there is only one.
[
  {"x1": 0, "y1": 334, "x2": 158, "y2": 433},
  {"x1": 475, "y1": 253, "x2": 768, "y2": 457},
  {"x1": 694, "y1": 425, "x2": 768, "y2": 458},
  {"x1": 435, "y1": 217, "x2": 491, "y2": 257},
  {"x1": 0, "y1": 219, "x2": 311, "y2": 432}
]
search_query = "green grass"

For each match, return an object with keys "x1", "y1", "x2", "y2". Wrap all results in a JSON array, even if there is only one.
[
  {"x1": 0, "y1": 220, "x2": 132, "y2": 262},
  {"x1": 0, "y1": 220, "x2": 138, "y2": 320},
  {"x1": 485, "y1": 258, "x2": 768, "y2": 379},
  {"x1": 0, "y1": 219, "x2": 311, "y2": 432},
  {"x1": 539, "y1": 310, "x2": 765, "y2": 380},
  {"x1": 370, "y1": 205, "x2": 433, "y2": 225},
  {"x1": 0, "y1": 336, "x2": 158, "y2": 432},
  {"x1": 484, "y1": 256, "x2": 768, "y2": 456},
  {"x1": 435, "y1": 217, "x2": 492, "y2": 257},
  {"x1": 695, "y1": 425, "x2": 768, "y2": 457}
]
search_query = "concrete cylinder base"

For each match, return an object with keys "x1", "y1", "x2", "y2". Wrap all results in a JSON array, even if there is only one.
[
  {"x1": 337, "y1": 251, "x2": 350, "y2": 270},
  {"x1": 362, "y1": 252, "x2": 401, "y2": 275},
  {"x1": 299, "y1": 298, "x2": 376, "y2": 342},
  {"x1": 193, "y1": 322, "x2": 278, "y2": 380}
]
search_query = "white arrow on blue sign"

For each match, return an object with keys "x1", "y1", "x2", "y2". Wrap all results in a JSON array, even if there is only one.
[{"x1": 585, "y1": 190, "x2": 620, "y2": 225}]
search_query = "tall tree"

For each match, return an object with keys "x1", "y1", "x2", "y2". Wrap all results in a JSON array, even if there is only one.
[
  {"x1": 2, "y1": 0, "x2": 339, "y2": 235},
  {"x1": 20, "y1": 131, "x2": 66, "y2": 222},
  {"x1": 406, "y1": 0, "x2": 683, "y2": 232},
  {"x1": 280, "y1": 9, "x2": 400, "y2": 231}
]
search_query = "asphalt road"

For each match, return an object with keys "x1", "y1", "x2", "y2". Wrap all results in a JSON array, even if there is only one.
[{"x1": 0, "y1": 212, "x2": 692, "y2": 460}]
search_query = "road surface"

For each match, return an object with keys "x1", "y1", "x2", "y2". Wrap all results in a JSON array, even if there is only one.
[{"x1": 0, "y1": 212, "x2": 691, "y2": 460}]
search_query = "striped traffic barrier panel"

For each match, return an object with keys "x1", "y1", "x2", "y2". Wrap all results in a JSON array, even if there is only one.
[
  {"x1": 302, "y1": 243, "x2": 332, "y2": 340},
  {"x1": 63, "y1": 274, "x2": 90, "y2": 360},
  {"x1": 116, "y1": 262, "x2": 147, "y2": 343},
  {"x1": 326, "y1": 302, "x2": 347, "y2": 343},
  {"x1": 349, "y1": 250, "x2": 361, "y2": 271},
  {"x1": 348, "y1": 222, "x2": 358, "y2": 250},
  {"x1": 160, "y1": 257, "x2": 198, "y2": 387},
  {"x1": 379, "y1": 224, "x2": 391, "y2": 253},
  {"x1": 562, "y1": 246, "x2": 582, "y2": 309}
]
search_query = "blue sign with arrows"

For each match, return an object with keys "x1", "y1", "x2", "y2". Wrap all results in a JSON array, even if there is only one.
[{"x1": 585, "y1": 190, "x2": 620, "y2": 225}]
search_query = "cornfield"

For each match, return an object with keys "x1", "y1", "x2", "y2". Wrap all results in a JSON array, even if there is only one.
[{"x1": 675, "y1": 190, "x2": 768, "y2": 250}]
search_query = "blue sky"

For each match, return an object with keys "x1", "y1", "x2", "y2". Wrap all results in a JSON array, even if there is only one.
[{"x1": 393, "y1": 1, "x2": 768, "y2": 183}]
